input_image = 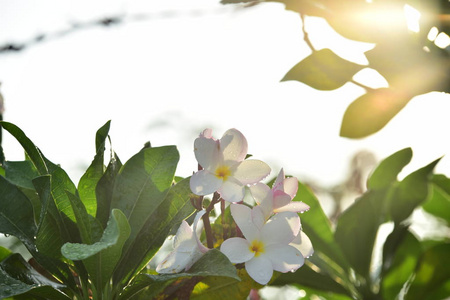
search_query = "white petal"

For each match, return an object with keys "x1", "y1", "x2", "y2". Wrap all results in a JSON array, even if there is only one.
[
  {"x1": 190, "y1": 170, "x2": 222, "y2": 196},
  {"x1": 156, "y1": 248, "x2": 203, "y2": 274},
  {"x1": 245, "y1": 256, "x2": 273, "y2": 285},
  {"x1": 194, "y1": 135, "x2": 221, "y2": 170},
  {"x1": 261, "y1": 212, "x2": 300, "y2": 246},
  {"x1": 251, "y1": 206, "x2": 265, "y2": 230},
  {"x1": 250, "y1": 183, "x2": 274, "y2": 220},
  {"x1": 193, "y1": 211, "x2": 209, "y2": 253},
  {"x1": 233, "y1": 160, "x2": 271, "y2": 185},
  {"x1": 230, "y1": 204, "x2": 259, "y2": 241},
  {"x1": 220, "y1": 128, "x2": 248, "y2": 162},
  {"x1": 218, "y1": 177, "x2": 245, "y2": 203},
  {"x1": 290, "y1": 231, "x2": 314, "y2": 258},
  {"x1": 264, "y1": 244, "x2": 304, "y2": 273},
  {"x1": 173, "y1": 220, "x2": 194, "y2": 250},
  {"x1": 275, "y1": 201, "x2": 310, "y2": 214},
  {"x1": 220, "y1": 237, "x2": 254, "y2": 264}
]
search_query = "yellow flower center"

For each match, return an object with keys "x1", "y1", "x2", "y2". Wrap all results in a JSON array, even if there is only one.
[
  {"x1": 249, "y1": 240, "x2": 265, "y2": 257},
  {"x1": 215, "y1": 165, "x2": 231, "y2": 180}
]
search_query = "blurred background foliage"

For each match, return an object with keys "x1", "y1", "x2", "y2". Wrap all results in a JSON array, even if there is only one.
[{"x1": 223, "y1": 0, "x2": 450, "y2": 138}]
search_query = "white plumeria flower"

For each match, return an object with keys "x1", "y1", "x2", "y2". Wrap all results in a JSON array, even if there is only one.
[
  {"x1": 190, "y1": 128, "x2": 271, "y2": 203},
  {"x1": 220, "y1": 204, "x2": 304, "y2": 285},
  {"x1": 249, "y1": 168, "x2": 310, "y2": 220},
  {"x1": 156, "y1": 211, "x2": 209, "y2": 273}
]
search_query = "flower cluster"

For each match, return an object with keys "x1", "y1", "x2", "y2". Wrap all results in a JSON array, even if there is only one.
[{"x1": 157, "y1": 128, "x2": 313, "y2": 285}]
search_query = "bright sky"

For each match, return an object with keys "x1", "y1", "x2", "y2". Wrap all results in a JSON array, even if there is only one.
[{"x1": 1, "y1": 0, "x2": 450, "y2": 190}]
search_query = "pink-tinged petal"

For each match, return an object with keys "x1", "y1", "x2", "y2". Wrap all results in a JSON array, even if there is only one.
[
  {"x1": 173, "y1": 220, "x2": 194, "y2": 250},
  {"x1": 282, "y1": 177, "x2": 298, "y2": 199},
  {"x1": 230, "y1": 204, "x2": 259, "y2": 241},
  {"x1": 193, "y1": 211, "x2": 209, "y2": 254},
  {"x1": 261, "y1": 212, "x2": 300, "y2": 246},
  {"x1": 273, "y1": 168, "x2": 285, "y2": 191},
  {"x1": 245, "y1": 256, "x2": 273, "y2": 285},
  {"x1": 200, "y1": 128, "x2": 214, "y2": 139},
  {"x1": 190, "y1": 170, "x2": 222, "y2": 196},
  {"x1": 194, "y1": 135, "x2": 221, "y2": 170},
  {"x1": 218, "y1": 177, "x2": 245, "y2": 203},
  {"x1": 220, "y1": 237, "x2": 254, "y2": 264},
  {"x1": 233, "y1": 160, "x2": 271, "y2": 185},
  {"x1": 290, "y1": 231, "x2": 314, "y2": 258},
  {"x1": 220, "y1": 128, "x2": 248, "y2": 162},
  {"x1": 272, "y1": 192, "x2": 291, "y2": 210},
  {"x1": 274, "y1": 201, "x2": 310, "y2": 214},
  {"x1": 264, "y1": 244, "x2": 304, "y2": 273}
]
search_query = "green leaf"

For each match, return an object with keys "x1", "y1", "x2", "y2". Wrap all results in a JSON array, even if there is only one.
[
  {"x1": 382, "y1": 229, "x2": 422, "y2": 300},
  {"x1": 61, "y1": 209, "x2": 130, "y2": 290},
  {"x1": 190, "y1": 268, "x2": 255, "y2": 300},
  {"x1": 272, "y1": 264, "x2": 350, "y2": 296},
  {"x1": 389, "y1": 158, "x2": 440, "y2": 224},
  {"x1": 33, "y1": 175, "x2": 64, "y2": 259},
  {"x1": 0, "y1": 122, "x2": 48, "y2": 175},
  {"x1": 334, "y1": 189, "x2": 384, "y2": 278},
  {"x1": 0, "y1": 254, "x2": 65, "y2": 299},
  {"x1": 66, "y1": 191, "x2": 99, "y2": 245},
  {"x1": 78, "y1": 121, "x2": 111, "y2": 217},
  {"x1": 405, "y1": 243, "x2": 450, "y2": 300},
  {"x1": 120, "y1": 249, "x2": 239, "y2": 299},
  {"x1": 0, "y1": 176, "x2": 37, "y2": 251},
  {"x1": 113, "y1": 177, "x2": 196, "y2": 284},
  {"x1": 281, "y1": 49, "x2": 364, "y2": 90},
  {"x1": 295, "y1": 181, "x2": 350, "y2": 278},
  {"x1": 110, "y1": 146, "x2": 179, "y2": 252},
  {"x1": 423, "y1": 175, "x2": 450, "y2": 225},
  {"x1": 96, "y1": 152, "x2": 122, "y2": 229},
  {"x1": 3, "y1": 161, "x2": 39, "y2": 190},
  {"x1": 0, "y1": 247, "x2": 12, "y2": 262},
  {"x1": 367, "y1": 148, "x2": 412, "y2": 190},
  {"x1": 340, "y1": 88, "x2": 412, "y2": 139}
]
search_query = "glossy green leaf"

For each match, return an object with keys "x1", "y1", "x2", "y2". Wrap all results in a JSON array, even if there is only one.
[
  {"x1": 340, "y1": 88, "x2": 412, "y2": 139},
  {"x1": 389, "y1": 158, "x2": 440, "y2": 224},
  {"x1": 62, "y1": 209, "x2": 130, "y2": 290},
  {"x1": 382, "y1": 229, "x2": 422, "y2": 300},
  {"x1": 282, "y1": 49, "x2": 364, "y2": 90},
  {"x1": 0, "y1": 254, "x2": 65, "y2": 299},
  {"x1": 78, "y1": 121, "x2": 111, "y2": 217},
  {"x1": 334, "y1": 189, "x2": 384, "y2": 278},
  {"x1": 367, "y1": 148, "x2": 412, "y2": 190},
  {"x1": 405, "y1": 243, "x2": 450, "y2": 300},
  {"x1": 120, "y1": 249, "x2": 239, "y2": 299},
  {"x1": 113, "y1": 177, "x2": 196, "y2": 284},
  {"x1": 110, "y1": 146, "x2": 179, "y2": 253},
  {"x1": 0, "y1": 122, "x2": 48, "y2": 175},
  {"x1": 0, "y1": 176, "x2": 37, "y2": 251},
  {"x1": 96, "y1": 152, "x2": 122, "y2": 228},
  {"x1": 423, "y1": 175, "x2": 450, "y2": 225},
  {"x1": 3, "y1": 161, "x2": 39, "y2": 190},
  {"x1": 32, "y1": 175, "x2": 64, "y2": 259}
]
